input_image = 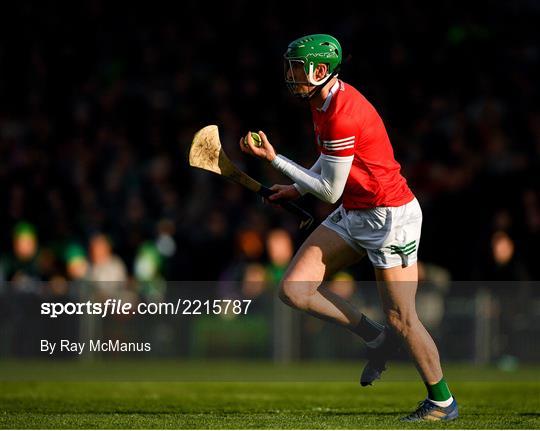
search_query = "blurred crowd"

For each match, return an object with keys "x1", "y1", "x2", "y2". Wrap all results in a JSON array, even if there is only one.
[{"x1": 1, "y1": 0, "x2": 539, "y2": 299}]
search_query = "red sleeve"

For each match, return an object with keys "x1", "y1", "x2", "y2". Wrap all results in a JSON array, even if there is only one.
[{"x1": 319, "y1": 115, "x2": 358, "y2": 157}]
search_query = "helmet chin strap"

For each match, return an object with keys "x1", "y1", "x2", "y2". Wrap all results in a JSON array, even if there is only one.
[
  {"x1": 301, "y1": 66, "x2": 341, "y2": 101},
  {"x1": 307, "y1": 62, "x2": 330, "y2": 86},
  {"x1": 298, "y1": 54, "x2": 350, "y2": 101}
]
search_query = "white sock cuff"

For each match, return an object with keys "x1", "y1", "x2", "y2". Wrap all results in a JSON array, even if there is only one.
[{"x1": 429, "y1": 396, "x2": 454, "y2": 408}]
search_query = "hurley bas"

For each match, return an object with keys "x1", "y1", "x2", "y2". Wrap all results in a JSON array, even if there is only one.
[{"x1": 41, "y1": 339, "x2": 151, "y2": 355}]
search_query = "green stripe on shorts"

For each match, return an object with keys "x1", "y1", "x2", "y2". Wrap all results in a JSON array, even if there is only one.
[{"x1": 389, "y1": 240, "x2": 417, "y2": 255}]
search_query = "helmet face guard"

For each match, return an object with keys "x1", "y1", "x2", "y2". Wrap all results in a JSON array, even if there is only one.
[
  {"x1": 284, "y1": 59, "x2": 312, "y2": 99},
  {"x1": 284, "y1": 58, "x2": 340, "y2": 100}
]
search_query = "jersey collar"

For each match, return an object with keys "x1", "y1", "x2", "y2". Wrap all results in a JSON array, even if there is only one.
[{"x1": 319, "y1": 79, "x2": 341, "y2": 113}]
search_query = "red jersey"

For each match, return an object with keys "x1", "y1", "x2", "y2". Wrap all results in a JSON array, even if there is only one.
[{"x1": 311, "y1": 80, "x2": 414, "y2": 209}]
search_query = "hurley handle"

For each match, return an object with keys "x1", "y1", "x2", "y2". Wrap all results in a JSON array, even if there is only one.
[{"x1": 258, "y1": 186, "x2": 314, "y2": 231}]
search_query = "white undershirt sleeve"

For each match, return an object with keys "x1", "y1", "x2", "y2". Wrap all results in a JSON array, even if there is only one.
[
  {"x1": 292, "y1": 156, "x2": 322, "y2": 195},
  {"x1": 271, "y1": 153, "x2": 354, "y2": 204}
]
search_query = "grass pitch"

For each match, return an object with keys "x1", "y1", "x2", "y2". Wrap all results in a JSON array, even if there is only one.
[{"x1": 0, "y1": 360, "x2": 539, "y2": 429}]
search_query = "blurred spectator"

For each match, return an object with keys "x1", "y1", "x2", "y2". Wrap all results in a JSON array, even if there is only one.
[
  {"x1": 219, "y1": 229, "x2": 265, "y2": 281},
  {"x1": 1, "y1": 222, "x2": 42, "y2": 293},
  {"x1": 218, "y1": 229, "x2": 265, "y2": 299},
  {"x1": 265, "y1": 228, "x2": 294, "y2": 284},
  {"x1": 417, "y1": 262, "x2": 451, "y2": 333},
  {"x1": 485, "y1": 231, "x2": 529, "y2": 281},
  {"x1": 64, "y1": 243, "x2": 89, "y2": 281},
  {"x1": 134, "y1": 241, "x2": 166, "y2": 302},
  {"x1": 327, "y1": 271, "x2": 357, "y2": 300},
  {"x1": 12, "y1": 222, "x2": 38, "y2": 263},
  {"x1": 87, "y1": 233, "x2": 128, "y2": 300},
  {"x1": 241, "y1": 263, "x2": 267, "y2": 299},
  {"x1": 0, "y1": 222, "x2": 43, "y2": 355}
]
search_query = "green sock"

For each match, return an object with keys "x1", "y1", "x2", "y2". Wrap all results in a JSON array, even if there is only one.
[{"x1": 425, "y1": 378, "x2": 452, "y2": 401}]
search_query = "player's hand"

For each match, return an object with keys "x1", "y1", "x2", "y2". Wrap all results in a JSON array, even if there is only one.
[
  {"x1": 239, "y1": 130, "x2": 276, "y2": 162},
  {"x1": 268, "y1": 184, "x2": 301, "y2": 202}
]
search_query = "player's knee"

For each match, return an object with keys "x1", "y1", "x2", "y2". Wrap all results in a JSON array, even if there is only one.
[
  {"x1": 385, "y1": 308, "x2": 418, "y2": 337},
  {"x1": 278, "y1": 278, "x2": 312, "y2": 310}
]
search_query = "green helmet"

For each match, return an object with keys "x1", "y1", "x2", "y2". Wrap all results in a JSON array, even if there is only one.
[{"x1": 284, "y1": 34, "x2": 342, "y2": 98}]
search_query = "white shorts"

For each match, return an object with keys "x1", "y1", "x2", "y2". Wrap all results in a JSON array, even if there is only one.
[{"x1": 321, "y1": 198, "x2": 423, "y2": 269}]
